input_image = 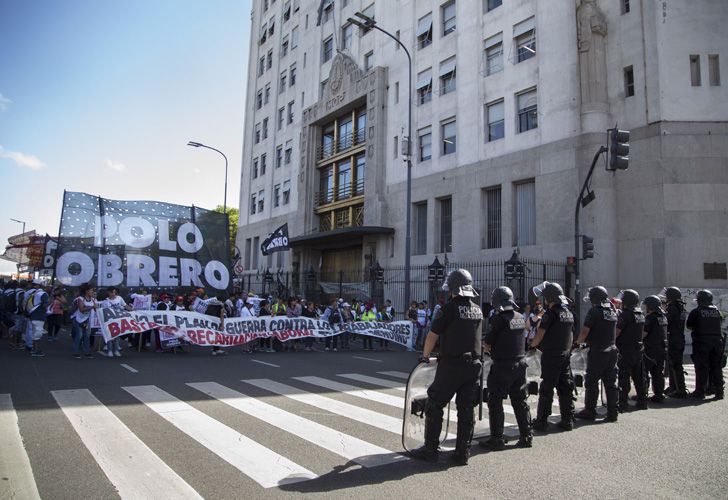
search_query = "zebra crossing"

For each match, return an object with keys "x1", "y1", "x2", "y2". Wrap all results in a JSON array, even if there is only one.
[{"x1": 2, "y1": 364, "x2": 725, "y2": 497}]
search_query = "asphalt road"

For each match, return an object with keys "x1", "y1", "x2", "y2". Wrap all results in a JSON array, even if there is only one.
[{"x1": 1, "y1": 330, "x2": 727, "y2": 500}]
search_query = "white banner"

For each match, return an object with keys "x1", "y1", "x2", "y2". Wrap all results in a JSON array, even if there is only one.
[{"x1": 98, "y1": 308, "x2": 415, "y2": 349}]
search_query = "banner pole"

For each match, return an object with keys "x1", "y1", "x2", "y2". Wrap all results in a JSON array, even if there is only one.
[{"x1": 50, "y1": 190, "x2": 67, "y2": 287}]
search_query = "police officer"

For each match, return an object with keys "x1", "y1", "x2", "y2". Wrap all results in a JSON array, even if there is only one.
[
  {"x1": 409, "y1": 269, "x2": 483, "y2": 465},
  {"x1": 663, "y1": 287, "x2": 689, "y2": 398},
  {"x1": 615, "y1": 290, "x2": 648, "y2": 411},
  {"x1": 529, "y1": 282, "x2": 575, "y2": 432},
  {"x1": 479, "y1": 286, "x2": 532, "y2": 450},
  {"x1": 575, "y1": 286, "x2": 619, "y2": 422},
  {"x1": 686, "y1": 290, "x2": 724, "y2": 400},
  {"x1": 642, "y1": 295, "x2": 667, "y2": 403}
]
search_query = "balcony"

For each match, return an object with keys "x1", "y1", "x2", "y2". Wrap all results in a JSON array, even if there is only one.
[
  {"x1": 316, "y1": 129, "x2": 366, "y2": 162},
  {"x1": 315, "y1": 178, "x2": 365, "y2": 208}
]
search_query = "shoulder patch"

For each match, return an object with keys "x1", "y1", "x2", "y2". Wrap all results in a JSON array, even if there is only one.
[
  {"x1": 509, "y1": 317, "x2": 526, "y2": 330},
  {"x1": 602, "y1": 309, "x2": 618, "y2": 322},
  {"x1": 458, "y1": 305, "x2": 483, "y2": 320},
  {"x1": 559, "y1": 310, "x2": 574, "y2": 323}
]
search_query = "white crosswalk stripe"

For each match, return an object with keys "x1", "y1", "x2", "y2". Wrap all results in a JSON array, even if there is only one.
[
  {"x1": 338, "y1": 373, "x2": 406, "y2": 390},
  {"x1": 53, "y1": 388, "x2": 202, "y2": 499},
  {"x1": 294, "y1": 375, "x2": 406, "y2": 408},
  {"x1": 187, "y1": 381, "x2": 407, "y2": 468},
  {"x1": 0, "y1": 394, "x2": 41, "y2": 500},
  {"x1": 378, "y1": 371, "x2": 411, "y2": 380},
  {"x1": 123, "y1": 385, "x2": 316, "y2": 488}
]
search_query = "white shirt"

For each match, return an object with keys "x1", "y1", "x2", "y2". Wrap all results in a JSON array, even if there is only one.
[
  {"x1": 72, "y1": 297, "x2": 97, "y2": 323},
  {"x1": 102, "y1": 296, "x2": 127, "y2": 312},
  {"x1": 240, "y1": 306, "x2": 254, "y2": 318},
  {"x1": 130, "y1": 293, "x2": 152, "y2": 310}
]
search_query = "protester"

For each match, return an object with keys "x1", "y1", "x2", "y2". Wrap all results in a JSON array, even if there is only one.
[
  {"x1": 301, "y1": 300, "x2": 319, "y2": 351},
  {"x1": 26, "y1": 280, "x2": 49, "y2": 357},
  {"x1": 46, "y1": 287, "x2": 66, "y2": 342},
  {"x1": 71, "y1": 284, "x2": 97, "y2": 359},
  {"x1": 360, "y1": 304, "x2": 377, "y2": 350},
  {"x1": 323, "y1": 298, "x2": 342, "y2": 351},
  {"x1": 101, "y1": 287, "x2": 131, "y2": 357},
  {"x1": 129, "y1": 288, "x2": 152, "y2": 349},
  {"x1": 258, "y1": 299, "x2": 274, "y2": 352},
  {"x1": 204, "y1": 293, "x2": 226, "y2": 356}
]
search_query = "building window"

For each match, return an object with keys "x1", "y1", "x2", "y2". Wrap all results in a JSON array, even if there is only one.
[
  {"x1": 264, "y1": 83, "x2": 271, "y2": 104},
  {"x1": 278, "y1": 107, "x2": 285, "y2": 129},
  {"x1": 486, "y1": 100, "x2": 504, "y2": 141},
  {"x1": 279, "y1": 71, "x2": 287, "y2": 92},
  {"x1": 263, "y1": 0, "x2": 268, "y2": 12},
  {"x1": 268, "y1": 20, "x2": 275, "y2": 36},
  {"x1": 416, "y1": 13, "x2": 433, "y2": 49},
  {"x1": 709, "y1": 54, "x2": 721, "y2": 86},
  {"x1": 342, "y1": 23, "x2": 353, "y2": 50},
  {"x1": 282, "y1": 180, "x2": 291, "y2": 204},
  {"x1": 244, "y1": 238, "x2": 252, "y2": 269},
  {"x1": 252, "y1": 158, "x2": 259, "y2": 178},
  {"x1": 251, "y1": 237, "x2": 259, "y2": 268},
  {"x1": 276, "y1": 145, "x2": 283, "y2": 168},
  {"x1": 483, "y1": 186, "x2": 501, "y2": 249},
  {"x1": 267, "y1": 49, "x2": 273, "y2": 69},
  {"x1": 624, "y1": 66, "x2": 635, "y2": 97},
  {"x1": 337, "y1": 159, "x2": 351, "y2": 200},
  {"x1": 338, "y1": 116, "x2": 353, "y2": 149},
  {"x1": 254, "y1": 122, "x2": 261, "y2": 144},
  {"x1": 438, "y1": 197, "x2": 453, "y2": 253},
  {"x1": 260, "y1": 153, "x2": 267, "y2": 175},
  {"x1": 486, "y1": 0, "x2": 502, "y2": 12},
  {"x1": 414, "y1": 202, "x2": 427, "y2": 255},
  {"x1": 356, "y1": 107, "x2": 366, "y2": 143},
  {"x1": 291, "y1": 26, "x2": 299, "y2": 48},
  {"x1": 285, "y1": 142, "x2": 293, "y2": 165},
  {"x1": 262, "y1": 117, "x2": 269, "y2": 139},
  {"x1": 621, "y1": 0, "x2": 630, "y2": 14},
  {"x1": 260, "y1": 23, "x2": 267, "y2": 44},
  {"x1": 323, "y1": 36, "x2": 334, "y2": 62},
  {"x1": 257, "y1": 190, "x2": 265, "y2": 213},
  {"x1": 441, "y1": 0, "x2": 456, "y2": 37},
  {"x1": 484, "y1": 33, "x2": 503, "y2": 75},
  {"x1": 250, "y1": 193, "x2": 257, "y2": 215},
  {"x1": 281, "y1": 37, "x2": 289, "y2": 57},
  {"x1": 283, "y1": 1, "x2": 291, "y2": 21},
  {"x1": 274, "y1": 184, "x2": 281, "y2": 207},
  {"x1": 517, "y1": 88, "x2": 538, "y2": 132},
  {"x1": 441, "y1": 119, "x2": 456, "y2": 155},
  {"x1": 322, "y1": 0, "x2": 334, "y2": 23},
  {"x1": 320, "y1": 165, "x2": 334, "y2": 204},
  {"x1": 690, "y1": 55, "x2": 701, "y2": 86},
  {"x1": 256, "y1": 90, "x2": 263, "y2": 109},
  {"x1": 393, "y1": 136, "x2": 399, "y2": 159},
  {"x1": 320, "y1": 79, "x2": 328, "y2": 98},
  {"x1": 515, "y1": 180, "x2": 536, "y2": 246},
  {"x1": 514, "y1": 18, "x2": 536, "y2": 63},
  {"x1": 287, "y1": 101, "x2": 295, "y2": 124},
  {"x1": 364, "y1": 51, "x2": 374, "y2": 71},
  {"x1": 418, "y1": 127, "x2": 432, "y2": 161},
  {"x1": 439, "y1": 57, "x2": 456, "y2": 95},
  {"x1": 258, "y1": 57, "x2": 265, "y2": 76},
  {"x1": 394, "y1": 81, "x2": 399, "y2": 103},
  {"x1": 416, "y1": 68, "x2": 433, "y2": 104},
  {"x1": 354, "y1": 153, "x2": 366, "y2": 195}
]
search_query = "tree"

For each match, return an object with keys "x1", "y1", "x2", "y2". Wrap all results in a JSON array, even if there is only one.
[{"x1": 213, "y1": 205, "x2": 239, "y2": 260}]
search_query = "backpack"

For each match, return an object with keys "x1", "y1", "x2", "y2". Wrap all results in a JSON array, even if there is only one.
[
  {"x1": 3, "y1": 289, "x2": 16, "y2": 314},
  {"x1": 27, "y1": 290, "x2": 46, "y2": 314}
]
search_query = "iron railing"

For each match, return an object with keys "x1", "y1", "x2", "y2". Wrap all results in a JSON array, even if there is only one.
[{"x1": 316, "y1": 129, "x2": 366, "y2": 161}]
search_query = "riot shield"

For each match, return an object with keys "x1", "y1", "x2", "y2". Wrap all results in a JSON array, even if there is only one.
[
  {"x1": 473, "y1": 356, "x2": 493, "y2": 438},
  {"x1": 524, "y1": 349, "x2": 542, "y2": 395},
  {"x1": 402, "y1": 359, "x2": 451, "y2": 452},
  {"x1": 571, "y1": 346, "x2": 589, "y2": 388}
]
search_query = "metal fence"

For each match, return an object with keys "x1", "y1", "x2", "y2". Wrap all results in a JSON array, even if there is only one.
[{"x1": 234, "y1": 257, "x2": 566, "y2": 321}]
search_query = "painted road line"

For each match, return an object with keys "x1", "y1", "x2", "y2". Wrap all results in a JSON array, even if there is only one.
[
  {"x1": 52, "y1": 389, "x2": 201, "y2": 499},
  {"x1": 294, "y1": 376, "x2": 405, "y2": 408},
  {"x1": 188, "y1": 382, "x2": 406, "y2": 467},
  {"x1": 251, "y1": 359, "x2": 280, "y2": 368},
  {"x1": 0, "y1": 394, "x2": 41, "y2": 500},
  {"x1": 377, "y1": 371, "x2": 410, "y2": 380},
  {"x1": 123, "y1": 385, "x2": 315, "y2": 488},
  {"x1": 337, "y1": 373, "x2": 407, "y2": 391},
  {"x1": 242, "y1": 378, "x2": 403, "y2": 435},
  {"x1": 351, "y1": 356, "x2": 382, "y2": 362},
  {"x1": 120, "y1": 364, "x2": 139, "y2": 373}
]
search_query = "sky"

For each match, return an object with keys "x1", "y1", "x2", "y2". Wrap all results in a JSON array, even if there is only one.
[{"x1": 0, "y1": 0, "x2": 251, "y2": 274}]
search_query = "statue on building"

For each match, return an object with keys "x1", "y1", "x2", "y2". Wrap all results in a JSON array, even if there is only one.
[{"x1": 577, "y1": 0, "x2": 609, "y2": 131}]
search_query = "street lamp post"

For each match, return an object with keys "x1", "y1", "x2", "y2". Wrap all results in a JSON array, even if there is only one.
[
  {"x1": 348, "y1": 12, "x2": 413, "y2": 313},
  {"x1": 10, "y1": 218, "x2": 26, "y2": 234},
  {"x1": 187, "y1": 141, "x2": 229, "y2": 213}
]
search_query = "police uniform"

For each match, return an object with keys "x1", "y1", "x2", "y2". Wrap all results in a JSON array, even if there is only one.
[
  {"x1": 616, "y1": 307, "x2": 647, "y2": 409},
  {"x1": 686, "y1": 301, "x2": 724, "y2": 399},
  {"x1": 482, "y1": 307, "x2": 532, "y2": 447},
  {"x1": 422, "y1": 297, "x2": 483, "y2": 458},
  {"x1": 533, "y1": 303, "x2": 575, "y2": 430},
  {"x1": 643, "y1": 310, "x2": 667, "y2": 401},
  {"x1": 665, "y1": 301, "x2": 688, "y2": 396},
  {"x1": 578, "y1": 303, "x2": 619, "y2": 420}
]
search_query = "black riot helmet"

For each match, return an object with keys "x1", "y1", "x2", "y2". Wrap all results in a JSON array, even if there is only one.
[
  {"x1": 618, "y1": 289, "x2": 640, "y2": 310},
  {"x1": 587, "y1": 286, "x2": 610, "y2": 307},
  {"x1": 532, "y1": 281, "x2": 568, "y2": 305},
  {"x1": 491, "y1": 286, "x2": 517, "y2": 311},
  {"x1": 696, "y1": 289, "x2": 713, "y2": 306},
  {"x1": 443, "y1": 269, "x2": 478, "y2": 298},
  {"x1": 663, "y1": 286, "x2": 682, "y2": 303},
  {"x1": 642, "y1": 295, "x2": 662, "y2": 312}
]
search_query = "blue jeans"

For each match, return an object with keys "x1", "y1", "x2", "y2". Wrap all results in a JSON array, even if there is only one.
[{"x1": 72, "y1": 320, "x2": 90, "y2": 354}]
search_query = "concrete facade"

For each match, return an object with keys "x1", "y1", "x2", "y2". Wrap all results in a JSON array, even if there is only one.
[{"x1": 237, "y1": 0, "x2": 728, "y2": 296}]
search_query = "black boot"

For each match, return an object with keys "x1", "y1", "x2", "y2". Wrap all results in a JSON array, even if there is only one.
[
  {"x1": 451, "y1": 410, "x2": 474, "y2": 466},
  {"x1": 532, "y1": 395, "x2": 551, "y2": 432},
  {"x1": 450, "y1": 447, "x2": 470, "y2": 466},
  {"x1": 478, "y1": 436, "x2": 506, "y2": 451},
  {"x1": 575, "y1": 408, "x2": 596, "y2": 420},
  {"x1": 618, "y1": 395, "x2": 629, "y2": 413},
  {"x1": 635, "y1": 398, "x2": 648, "y2": 410},
  {"x1": 557, "y1": 419, "x2": 574, "y2": 431},
  {"x1": 409, "y1": 445, "x2": 439, "y2": 462},
  {"x1": 516, "y1": 433, "x2": 533, "y2": 448}
]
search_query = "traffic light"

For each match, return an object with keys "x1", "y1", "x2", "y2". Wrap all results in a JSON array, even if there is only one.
[
  {"x1": 608, "y1": 128, "x2": 630, "y2": 170},
  {"x1": 582, "y1": 235, "x2": 594, "y2": 259}
]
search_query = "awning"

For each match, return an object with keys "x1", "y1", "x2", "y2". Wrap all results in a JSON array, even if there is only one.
[
  {"x1": 416, "y1": 70, "x2": 432, "y2": 90},
  {"x1": 439, "y1": 58, "x2": 456, "y2": 77},
  {"x1": 513, "y1": 17, "x2": 535, "y2": 38},
  {"x1": 484, "y1": 32, "x2": 502, "y2": 49},
  {"x1": 416, "y1": 14, "x2": 432, "y2": 37},
  {"x1": 289, "y1": 226, "x2": 394, "y2": 248}
]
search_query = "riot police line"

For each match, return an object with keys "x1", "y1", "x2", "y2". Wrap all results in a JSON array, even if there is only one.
[{"x1": 403, "y1": 269, "x2": 726, "y2": 466}]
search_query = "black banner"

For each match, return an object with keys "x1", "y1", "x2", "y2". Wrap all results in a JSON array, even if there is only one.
[
  {"x1": 260, "y1": 223, "x2": 290, "y2": 256},
  {"x1": 54, "y1": 191, "x2": 230, "y2": 292}
]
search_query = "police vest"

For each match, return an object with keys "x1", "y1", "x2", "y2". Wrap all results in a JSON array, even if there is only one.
[
  {"x1": 666, "y1": 302, "x2": 687, "y2": 337},
  {"x1": 487, "y1": 310, "x2": 526, "y2": 361},
  {"x1": 693, "y1": 306, "x2": 723, "y2": 338},
  {"x1": 540, "y1": 304, "x2": 574, "y2": 355},
  {"x1": 616, "y1": 309, "x2": 644, "y2": 352},
  {"x1": 643, "y1": 312, "x2": 667, "y2": 351},
  {"x1": 585, "y1": 305, "x2": 617, "y2": 351},
  {"x1": 438, "y1": 298, "x2": 483, "y2": 358}
]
